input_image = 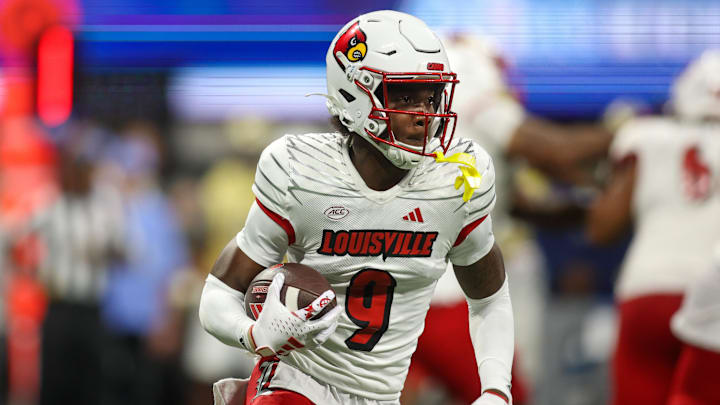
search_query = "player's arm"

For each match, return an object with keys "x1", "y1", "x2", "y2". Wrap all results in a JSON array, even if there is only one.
[
  {"x1": 455, "y1": 242, "x2": 506, "y2": 298},
  {"x1": 198, "y1": 137, "x2": 339, "y2": 355},
  {"x1": 197, "y1": 239, "x2": 267, "y2": 352},
  {"x1": 210, "y1": 238, "x2": 265, "y2": 293},
  {"x1": 454, "y1": 243, "x2": 514, "y2": 405},
  {"x1": 448, "y1": 148, "x2": 513, "y2": 404},
  {"x1": 199, "y1": 207, "x2": 340, "y2": 356},
  {"x1": 198, "y1": 207, "x2": 284, "y2": 353},
  {"x1": 507, "y1": 117, "x2": 613, "y2": 181},
  {"x1": 471, "y1": 92, "x2": 612, "y2": 184},
  {"x1": 586, "y1": 155, "x2": 636, "y2": 245},
  {"x1": 586, "y1": 117, "x2": 648, "y2": 245}
]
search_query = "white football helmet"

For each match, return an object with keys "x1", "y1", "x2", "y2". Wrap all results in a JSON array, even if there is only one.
[
  {"x1": 671, "y1": 49, "x2": 720, "y2": 121},
  {"x1": 325, "y1": 10, "x2": 458, "y2": 169}
]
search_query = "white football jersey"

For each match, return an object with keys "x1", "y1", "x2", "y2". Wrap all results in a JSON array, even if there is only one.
[
  {"x1": 611, "y1": 117, "x2": 720, "y2": 301},
  {"x1": 237, "y1": 132, "x2": 496, "y2": 400},
  {"x1": 671, "y1": 241, "x2": 720, "y2": 352}
]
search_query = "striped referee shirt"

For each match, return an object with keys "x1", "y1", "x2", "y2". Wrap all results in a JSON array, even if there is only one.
[{"x1": 32, "y1": 185, "x2": 126, "y2": 302}]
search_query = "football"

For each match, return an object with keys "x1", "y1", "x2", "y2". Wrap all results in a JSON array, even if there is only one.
[{"x1": 244, "y1": 263, "x2": 337, "y2": 321}]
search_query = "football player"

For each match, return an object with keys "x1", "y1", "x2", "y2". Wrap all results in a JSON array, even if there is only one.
[
  {"x1": 199, "y1": 10, "x2": 514, "y2": 405},
  {"x1": 586, "y1": 49, "x2": 720, "y2": 405}
]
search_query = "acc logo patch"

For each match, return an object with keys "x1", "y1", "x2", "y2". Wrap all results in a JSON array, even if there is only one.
[
  {"x1": 333, "y1": 21, "x2": 367, "y2": 70},
  {"x1": 324, "y1": 206, "x2": 349, "y2": 220}
]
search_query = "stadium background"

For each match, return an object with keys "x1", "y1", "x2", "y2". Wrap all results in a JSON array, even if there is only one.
[{"x1": 1, "y1": 0, "x2": 718, "y2": 404}]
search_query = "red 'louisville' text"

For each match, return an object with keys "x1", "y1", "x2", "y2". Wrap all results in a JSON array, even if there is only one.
[{"x1": 317, "y1": 230, "x2": 439, "y2": 261}]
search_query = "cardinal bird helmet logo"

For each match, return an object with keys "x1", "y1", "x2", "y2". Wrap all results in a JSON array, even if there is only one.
[{"x1": 333, "y1": 21, "x2": 367, "y2": 70}]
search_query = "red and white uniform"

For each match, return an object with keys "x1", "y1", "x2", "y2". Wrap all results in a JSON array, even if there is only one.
[
  {"x1": 611, "y1": 118, "x2": 720, "y2": 301},
  {"x1": 667, "y1": 242, "x2": 720, "y2": 405},
  {"x1": 609, "y1": 118, "x2": 720, "y2": 405},
  {"x1": 236, "y1": 132, "x2": 496, "y2": 402}
]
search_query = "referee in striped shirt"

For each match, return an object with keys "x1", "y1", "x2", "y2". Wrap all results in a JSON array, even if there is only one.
[{"x1": 29, "y1": 136, "x2": 126, "y2": 405}]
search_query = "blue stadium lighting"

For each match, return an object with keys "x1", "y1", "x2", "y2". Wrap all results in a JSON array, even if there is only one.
[
  {"x1": 70, "y1": 0, "x2": 720, "y2": 120},
  {"x1": 168, "y1": 66, "x2": 328, "y2": 121}
]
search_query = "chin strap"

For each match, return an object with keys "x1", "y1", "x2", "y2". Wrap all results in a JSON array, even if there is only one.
[{"x1": 434, "y1": 151, "x2": 483, "y2": 202}]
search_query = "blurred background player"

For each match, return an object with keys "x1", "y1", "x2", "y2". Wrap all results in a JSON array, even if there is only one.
[
  {"x1": 586, "y1": 49, "x2": 720, "y2": 405},
  {"x1": 402, "y1": 33, "x2": 613, "y2": 405},
  {"x1": 668, "y1": 241, "x2": 720, "y2": 405}
]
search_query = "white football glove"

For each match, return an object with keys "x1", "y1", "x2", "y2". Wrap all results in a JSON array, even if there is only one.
[
  {"x1": 471, "y1": 392, "x2": 510, "y2": 405},
  {"x1": 249, "y1": 273, "x2": 341, "y2": 357}
]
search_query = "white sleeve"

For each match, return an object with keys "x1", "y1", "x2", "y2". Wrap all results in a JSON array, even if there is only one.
[
  {"x1": 610, "y1": 118, "x2": 652, "y2": 163},
  {"x1": 198, "y1": 274, "x2": 255, "y2": 352},
  {"x1": 236, "y1": 201, "x2": 288, "y2": 267},
  {"x1": 448, "y1": 145, "x2": 497, "y2": 266},
  {"x1": 237, "y1": 135, "x2": 294, "y2": 267},
  {"x1": 448, "y1": 215, "x2": 495, "y2": 267},
  {"x1": 252, "y1": 136, "x2": 291, "y2": 217},
  {"x1": 466, "y1": 278, "x2": 514, "y2": 402}
]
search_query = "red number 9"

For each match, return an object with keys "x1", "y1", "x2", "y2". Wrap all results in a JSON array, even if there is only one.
[{"x1": 345, "y1": 269, "x2": 396, "y2": 351}]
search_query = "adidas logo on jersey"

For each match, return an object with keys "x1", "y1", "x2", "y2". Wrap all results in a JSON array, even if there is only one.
[{"x1": 403, "y1": 208, "x2": 424, "y2": 223}]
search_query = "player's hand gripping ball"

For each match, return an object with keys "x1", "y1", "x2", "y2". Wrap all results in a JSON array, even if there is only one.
[
  {"x1": 245, "y1": 263, "x2": 340, "y2": 357},
  {"x1": 245, "y1": 263, "x2": 337, "y2": 320}
]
